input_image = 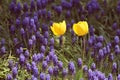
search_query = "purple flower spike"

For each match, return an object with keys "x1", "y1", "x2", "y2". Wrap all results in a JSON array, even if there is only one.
[
  {"x1": 33, "y1": 67, "x2": 39, "y2": 77},
  {"x1": 65, "y1": 10, "x2": 71, "y2": 18},
  {"x1": 77, "y1": 58, "x2": 82, "y2": 68},
  {"x1": 89, "y1": 25, "x2": 94, "y2": 36},
  {"x1": 62, "y1": 68, "x2": 68, "y2": 78},
  {"x1": 48, "y1": 66, "x2": 53, "y2": 75},
  {"x1": 108, "y1": 73, "x2": 113, "y2": 80},
  {"x1": 29, "y1": 39, "x2": 33, "y2": 48},
  {"x1": 6, "y1": 74, "x2": 13, "y2": 80},
  {"x1": 20, "y1": 28, "x2": 25, "y2": 36},
  {"x1": 42, "y1": 61, "x2": 48, "y2": 70},
  {"x1": 98, "y1": 49, "x2": 104, "y2": 59},
  {"x1": 50, "y1": 38, "x2": 54, "y2": 46},
  {"x1": 24, "y1": 50, "x2": 29, "y2": 58},
  {"x1": 91, "y1": 63, "x2": 96, "y2": 71},
  {"x1": 61, "y1": 0, "x2": 72, "y2": 10},
  {"x1": 30, "y1": 0, "x2": 35, "y2": 11},
  {"x1": 23, "y1": 2, "x2": 29, "y2": 12},
  {"x1": 16, "y1": 2, "x2": 22, "y2": 14},
  {"x1": 118, "y1": 74, "x2": 120, "y2": 80},
  {"x1": 31, "y1": 76, "x2": 38, "y2": 80},
  {"x1": 53, "y1": 66, "x2": 59, "y2": 77},
  {"x1": 8, "y1": 60, "x2": 14, "y2": 69},
  {"x1": 112, "y1": 62, "x2": 117, "y2": 73},
  {"x1": 83, "y1": 65, "x2": 88, "y2": 72},
  {"x1": 26, "y1": 62, "x2": 31, "y2": 72},
  {"x1": 97, "y1": 35, "x2": 104, "y2": 42},
  {"x1": 58, "y1": 61, "x2": 63, "y2": 70},
  {"x1": 19, "y1": 54, "x2": 26, "y2": 65},
  {"x1": 44, "y1": 31, "x2": 49, "y2": 39},
  {"x1": 40, "y1": 72, "x2": 45, "y2": 80},
  {"x1": 37, "y1": 0, "x2": 42, "y2": 10},
  {"x1": 40, "y1": 45, "x2": 46, "y2": 53},
  {"x1": 114, "y1": 36, "x2": 119, "y2": 44},
  {"x1": 22, "y1": 17, "x2": 29, "y2": 27},
  {"x1": 108, "y1": 54, "x2": 114, "y2": 62},
  {"x1": 1, "y1": 46, "x2": 6, "y2": 54},
  {"x1": 41, "y1": 9, "x2": 47, "y2": 17},
  {"x1": 53, "y1": 55, "x2": 58, "y2": 66},
  {"x1": 112, "y1": 22, "x2": 118, "y2": 30},
  {"x1": 37, "y1": 53, "x2": 44, "y2": 61},
  {"x1": 68, "y1": 61, "x2": 76, "y2": 75},
  {"x1": 9, "y1": 1, "x2": 16, "y2": 13},
  {"x1": 47, "y1": 11, "x2": 51, "y2": 20},
  {"x1": 115, "y1": 45, "x2": 120, "y2": 55},
  {"x1": 54, "y1": 6, "x2": 62, "y2": 15},
  {"x1": 88, "y1": 69, "x2": 93, "y2": 79},
  {"x1": 32, "y1": 54, "x2": 38, "y2": 62},
  {"x1": 46, "y1": 74, "x2": 50, "y2": 80},
  {"x1": 12, "y1": 67, "x2": 18, "y2": 78}
]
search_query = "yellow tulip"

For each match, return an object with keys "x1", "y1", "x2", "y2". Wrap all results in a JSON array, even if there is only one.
[
  {"x1": 73, "y1": 21, "x2": 88, "y2": 36},
  {"x1": 51, "y1": 20, "x2": 66, "y2": 36}
]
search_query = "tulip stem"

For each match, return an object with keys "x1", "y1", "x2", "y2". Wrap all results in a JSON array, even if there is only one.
[
  {"x1": 59, "y1": 36, "x2": 63, "y2": 47},
  {"x1": 83, "y1": 37, "x2": 86, "y2": 61}
]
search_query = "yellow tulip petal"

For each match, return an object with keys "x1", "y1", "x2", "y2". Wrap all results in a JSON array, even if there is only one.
[
  {"x1": 83, "y1": 21, "x2": 89, "y2": 34},
  {"x1": 52, "y1": 23, "x2": 61, "y2": 35},
  {"x1": 78, "y1": 21, "x2": 88, "y2": 36},
  {"x1": 51, "y1": 26, "x2": 59, "y2": 36},
  {"x1": 73, "y1": 23, "x2": 80, "y2": 36},
  {"x1": 73, "y1": 21, "x2": 89, "y2": 36},
  {"x1": 59, "y1": 20, "x2": 66, "y2": 35}
]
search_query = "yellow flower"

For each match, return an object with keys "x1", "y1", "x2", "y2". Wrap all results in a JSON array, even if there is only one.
[
  {"x1": 73, "y1": 21, "x2": 88, "y2": 36},
  {"x1": 51, "y1": 20, "x2": 66, "y2": 36}
]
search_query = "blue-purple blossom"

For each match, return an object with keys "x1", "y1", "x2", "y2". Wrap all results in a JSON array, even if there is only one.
[
  {"x1": 12, "y1": 67, "x2": 18, "y2": 77},
  {"x1": 77, "y1": 58, "x2": 82, "y2": 68},
  {"x1": 40, "y1": 72, "x2": 45, "y2": 80},
  {"x1": 46, "y1": 74, "x2": 50, "y2": 80},
  {"x1": 68, "y1": 61, "x2": 76, "y2": 75},
  {"x1": 6, "y1": 74, "x2": 13, "y2": 80},
  {"x1": 42, "y1": 61, "x2": 48, "y2": 70},
  {"x1": 48, "y1": 66, "x2": 53, "y2": 75}
]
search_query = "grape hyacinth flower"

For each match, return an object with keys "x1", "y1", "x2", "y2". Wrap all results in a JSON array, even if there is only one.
[
  {"x1": 112, "y1": 22, "x2": 118, "y2": 30},
  {"x1": 23, "y1": 2, "x2": 29, "y2": 12},
  {"x1": 42, "y1": 61, "x2": 48, "y2": 70},
  {"x1": 68, "y1": 61, "x2": 76, "y2": 75},
  {"x1": 91, "y1": 63, "x2": 96, "y2": 71},
  {"x1": 40, "y1": 45, "x2": 46, "y2": 53},
  {"x1": 31, "y1": 75, "x2": 38, "y2": 80},
  {"x1": 32, "y1": 53, "x2": 38, "y2": 62},
  {"x1": 32, "y1": 67, "x2": 39, "y2": 77},
  {"x1": 40, "y1": 72, "x2": 45, "y2": 80},
  {"x1": 46, "y1": 74, "x2": 50, "y2": 80},
  {"x1": 53, "y1": 66, "x2": 59, "y2": 77},
  {"x1": 12, "y1": 67, "x2": 18, "y2": 78},
  {"x1": 77, "y1": 58, "x2": 82, "y2": 68},
  {"x1": 8, "y1": 60, "x2": 14, "y2": 69},
  {"x1": 57, "y1": 61, "x2": 63, "y2": 70},
  {"x1": 114, "y1": 36, "x2": 119, "y2": 44},
  {"x1": 48, "y1": 66, "x2": 53, "y2": 75},
  {"x1": 108, "y1": 73, "x2": 113, "y2": 80},
  {"x1": 6, "y1": 74, "x2": 13, "y2": 80},
  {"x1": 26, "y1": 62, "x2": 31, "y2": 72},
  {"x1": 112, "y1": 62, "x2": 117, "y2": 73},
  {"x1": 83, "y1": 65, "x2": 88, "y2": 73},
  {"x1": 19, "y1": 54, "x2": 26, "y2": 65},
  {"x1": 118, "y1": 74, "x2": 120, "y2": 80},
  {"x1": 62, "y1": 68, "x2": 68, "y2": 78},
  {"x1": 108, "y1": 54, "x2": 114, "y2": 62},
  {"x1": 1, "y1": 46, "x2": 6, "y2": 54}
]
